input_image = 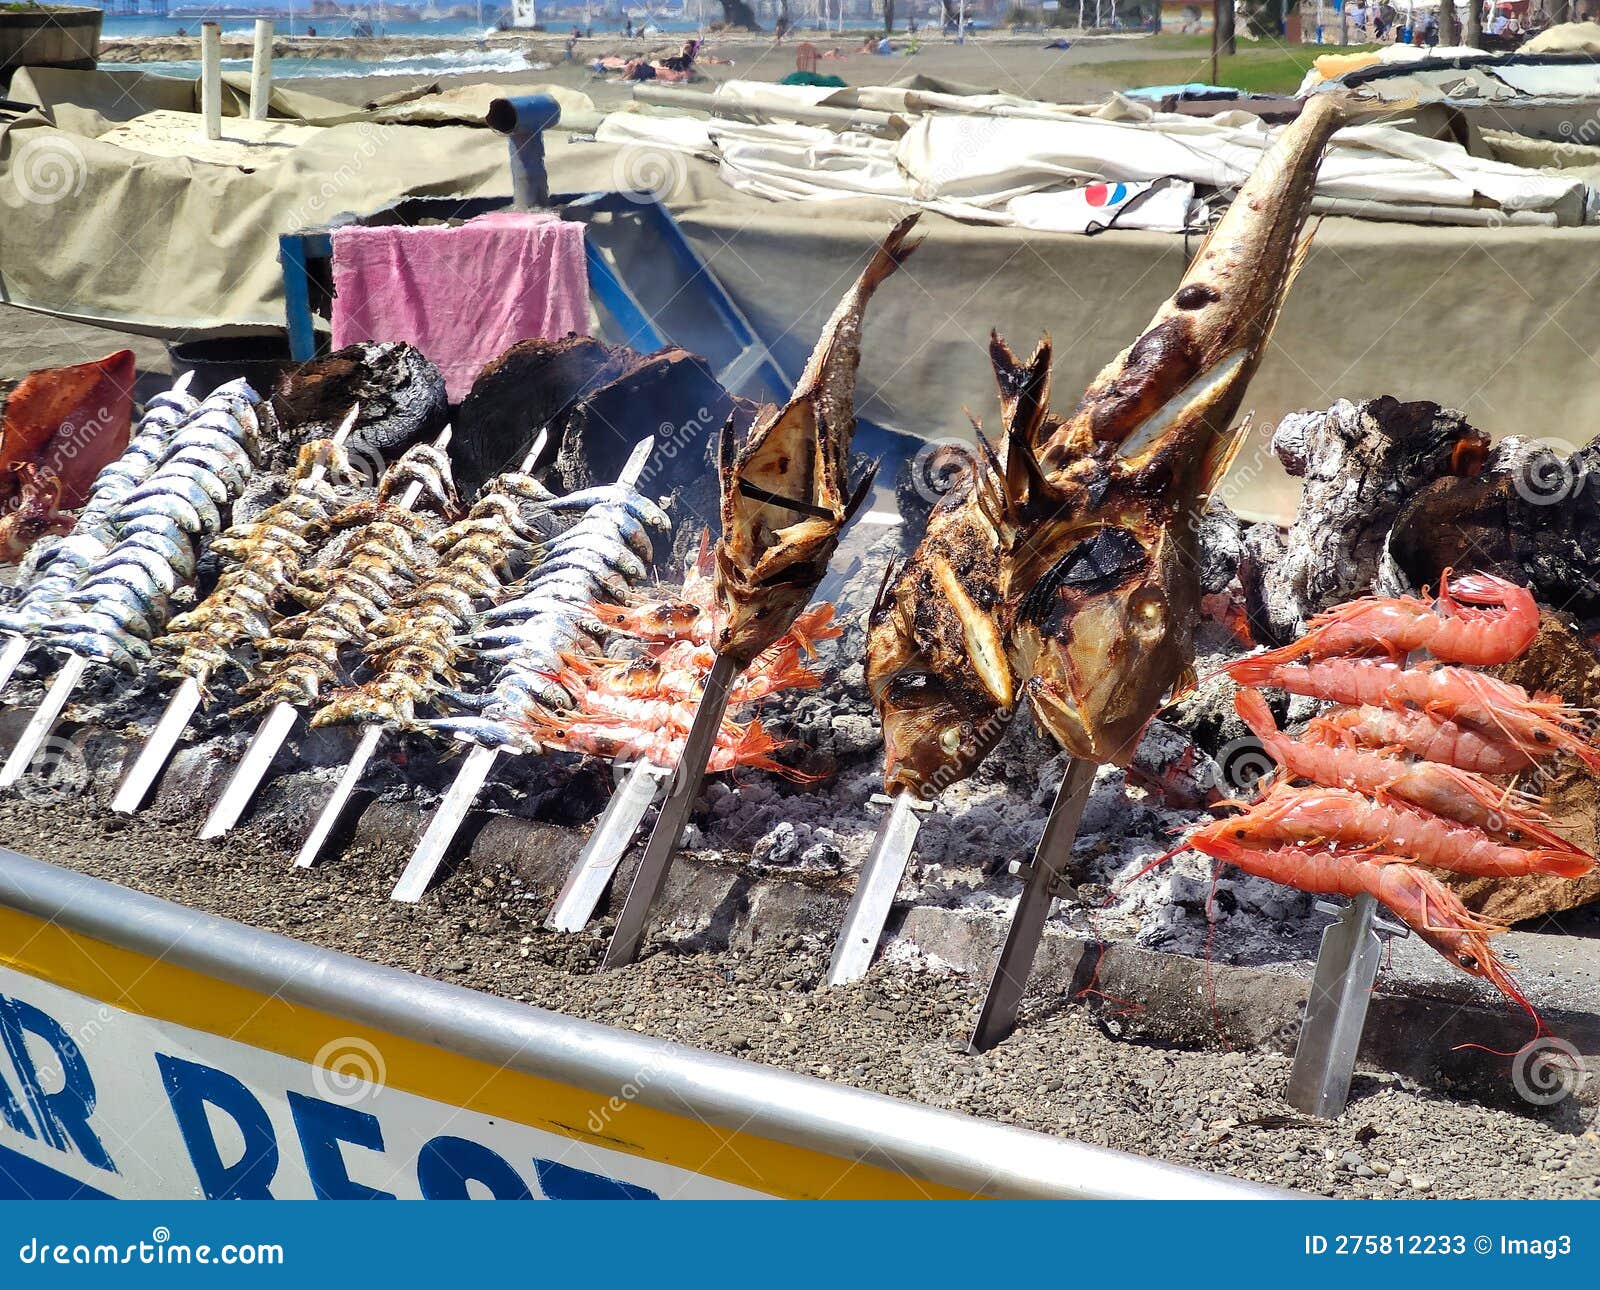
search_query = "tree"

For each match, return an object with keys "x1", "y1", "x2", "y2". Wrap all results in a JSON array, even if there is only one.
[
  {"x1": 941, "y1": 0, "x2": 961, "y2": 26},
  {"x1": 1465, "y1": 0, "x2": 1482, "y2": 45},
  {"x1": 720, "y1": 0, "x2": 762, "y2": 28},
  {"x1": 884, "y1": 0, "x2": 896, "y2": 29},
  {"x1": 1438, "y1": 0, "x2": 1459, "y2": 44}
]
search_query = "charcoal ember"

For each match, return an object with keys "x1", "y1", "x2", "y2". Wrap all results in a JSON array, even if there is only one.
[
  {"x1": 1126, "y1": 718, "x2": 1220, "y2": 809},
  {"x1": 1389, "y1": 434, "x2": 1600, "y2": 624},
  {"x1": 1196, "y1": 502, "x2": 1245, "y2": 596},
  {"x1": 270, "y1": 342, "x2": 447, "y2": 473},
  {"x1": 1239, "y1": 396, "x2": 1488, "y2": 645},
  {"x1": 552, "y1": 347, "x2": 749, "y2": 497}
]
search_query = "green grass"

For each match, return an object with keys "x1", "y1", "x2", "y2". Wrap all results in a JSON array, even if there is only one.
[{"x1": 1085, "y1": 42, "x2": 1381, "y2": 94}]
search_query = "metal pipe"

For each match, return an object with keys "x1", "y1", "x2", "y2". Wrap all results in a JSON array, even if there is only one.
[
  {"x1": 249, "y1": 18, "x2": 274, "y2": 121},
  {"x1": 0, "y1": 848, "x2": 1295, "y2": 1200},
  {"x1": 200, "y1": 21, "x2": 222, "y2": 142},
  {"x1": 486, "y1": 93, "x2": 562, "y2": 209},
  {"x1": 631, "y1": 83, "x2": 902, "y2": 136}
]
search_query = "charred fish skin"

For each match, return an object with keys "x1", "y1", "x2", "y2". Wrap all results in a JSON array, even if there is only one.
[
  {"x1": 997, "y1": 96, "x2": 1349, "y2": 767},
  {"x1": 865, "y1": 337, "x2": 1047, "y2": 797},
  {"x1": 713, "y1": 214, "x2": 922, "y2": 668}
]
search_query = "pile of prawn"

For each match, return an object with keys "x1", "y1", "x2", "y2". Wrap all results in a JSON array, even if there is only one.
[
  {"x1": 517, "y1": 541, "x2": 843, "y2": 778},
  {"x1": 235, "y1": 443, "x2": 460, "y2": 715},
  {"x1": 156, "y1": 439, "x2": 361, "y2": 688},
  {"x1": 1165, "y1": 572, "x2": 1598, "y2": 1023}
]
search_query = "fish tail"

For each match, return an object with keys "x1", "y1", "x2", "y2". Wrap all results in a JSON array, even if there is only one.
[{"x1": 859, "y1": 212, "x2": 923, "y2": 295}]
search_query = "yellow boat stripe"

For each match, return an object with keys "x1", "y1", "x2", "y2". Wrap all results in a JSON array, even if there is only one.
[{"x1": 0, "y1": 906, "x2": 972, "y2": 1200}]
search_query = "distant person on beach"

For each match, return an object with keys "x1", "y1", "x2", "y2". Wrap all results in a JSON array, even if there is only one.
[
  {"x1": 307, "y1": 24, "x2": 316, "y2": 35},
  {"x1": 625, "y1": 15, "x2": 634, "y2": 36},
  {"x1": 775, "y1": 13, "x2": 791, "y2": 41}
]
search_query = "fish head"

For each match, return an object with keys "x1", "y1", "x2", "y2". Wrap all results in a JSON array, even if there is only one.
[
  {"x1": 867, "y1": 611, "x2": 1012, "y2": 798},
  {"x1": 1005, "y1": 505, "x2": 1197, "y2": 766}
]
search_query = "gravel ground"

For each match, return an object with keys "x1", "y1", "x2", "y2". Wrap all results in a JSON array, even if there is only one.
[{"x1": 0, "y1": 792, "x2": 1595, "y2": 1199}]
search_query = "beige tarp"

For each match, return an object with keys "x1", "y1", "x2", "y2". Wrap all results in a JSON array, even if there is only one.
[{"x1": 0, "y1": 73, "x2": 603, "y2": 335}]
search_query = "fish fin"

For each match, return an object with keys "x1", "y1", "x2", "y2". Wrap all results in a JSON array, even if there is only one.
[
  {"x1": 870, "y1": 557, "x2": 902, "y2": 620},
  {"x1": 843, "y1": 458, "x2": 880, "y2": 524},
  {"x1": 1198, "y1": 411, "x2": 1252, "y2": 505},
  {"x1": 1002, "y1": 422, "x2": 1060, "y2": 528}
]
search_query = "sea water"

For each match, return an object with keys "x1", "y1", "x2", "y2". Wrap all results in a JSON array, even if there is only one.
[{"x1": 101, "y1": 11, "x2": 707, "y2": 78}]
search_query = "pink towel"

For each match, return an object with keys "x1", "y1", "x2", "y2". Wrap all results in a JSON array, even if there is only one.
[{"x1": 330, "y1": 211, "x2": 589, "y2": 403}]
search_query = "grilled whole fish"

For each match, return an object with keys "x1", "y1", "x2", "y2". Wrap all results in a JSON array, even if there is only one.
[
  {"x1": 864, "y1": 334, "x2": 1055, "y2": 797},
  {"x1": 994, "y1": 95, "x2": 1348, "y2": 766},
  {"x1": 713, "y1": 214, "x2": 922, "y2": 668}
]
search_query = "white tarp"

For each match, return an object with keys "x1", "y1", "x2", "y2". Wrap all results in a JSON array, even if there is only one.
[{"x1": 597, "y1": 92, "x2": 1588, "y2": 231}]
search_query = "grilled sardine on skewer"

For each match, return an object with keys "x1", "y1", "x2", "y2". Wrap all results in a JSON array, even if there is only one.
[
  {"x1": 991, "y1": 95, "x2": 1349, "y2": 766},
  {"x1": 713, "y1": 214, "x2": 922, "y2": 668}
]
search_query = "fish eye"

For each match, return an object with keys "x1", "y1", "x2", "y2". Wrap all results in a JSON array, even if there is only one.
[
  {"x1": 1458, "y1": 953, "x2": 1480, "y2": 971},
  {"x1": 939, "y1": 727, "x2": 963, "y2": 754}
]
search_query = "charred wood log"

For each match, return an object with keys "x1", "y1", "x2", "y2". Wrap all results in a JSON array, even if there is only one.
[
  {"x1": 271, "y1": 341, "x2": 447, "y2": 474},
  {"x1": 1237, "y1": 396, "x2": 1488, "y2": 645},
  {"x1": 1390, "y1": 434, "x2": 1600, "y2": 625}
]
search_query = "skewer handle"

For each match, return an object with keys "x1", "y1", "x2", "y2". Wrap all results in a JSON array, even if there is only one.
[
  {"x1": 546, "y1": 760, "x2": 668, "y2": 932},
  {"x1": 199, "y1": 701, "x2": 300, "y2": 839},
  {"x1": 825, "y1": 788, "x2": 929, "y2": 986},
  {"x1": 0, "y1": 653, "x2": 92, "y2": 789},
  {"x1": 391, "y1": 743, "x2": 500, "y2": 903},
  {"x1": 1285, "y1": 894, "x2": 1385, "y2": 1119},
  {"x1": 111, "y1": 676, "x2": 204, "y2": 814},
  {"x1": 969, "y1": 757, "x2": 1098, "y2": 1054},
  {"x1": 601, "y1": 652, "x2": 739, "y2": 969},
  {"x1": 294, "y1": 723, "x2": 385, "y2": 868},
  {"x1": 0, "y1": 634, "x2": 30, "y2": 699}
]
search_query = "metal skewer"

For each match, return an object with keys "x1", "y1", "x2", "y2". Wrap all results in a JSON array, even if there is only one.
[
  {"x1": 0, "y1": 653, "x2": 91, "y2": 788},
  {"x1": 293, "y1": 723, "x2": 382, "y2": 868},
  {"x1": 387, "y1": 433, "x2": 656, "y2": 904},
  {"x1": 601, "y1": 650, "x2": 740, "y2": 968},
  {"x1": 293, "y1": 427, "x2": 530, "y2": 869},
  {"x1": 969, "y1": 756, "x2": 1099, "y2": 1053},
  {"x1": 545, "y1": 759, "x2": 670, "y2": 932},
  {"x1": 825, "y1": 787, "x2": 934, "y2": 986},
  {"x1": 113, "y1": 405, "x2": 362, "y2": 819},
  {"x1": 196, "y1": 415, "x2": 446, "y2": 840},
  {"x1": 1285, "y1": 895, "x2": 1408, "y2": 1118}
]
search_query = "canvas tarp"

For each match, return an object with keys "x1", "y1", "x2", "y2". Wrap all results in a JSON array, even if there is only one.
[
  {"x1": 3, "y1": 69, "x2": 1599, "y2": 511},
  {"x1": 0, "y1": 73, "x2": 603, "y2": 336},
  {"x1": 596, "y1": 89, "x2": 1588, "y2": 227}
]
